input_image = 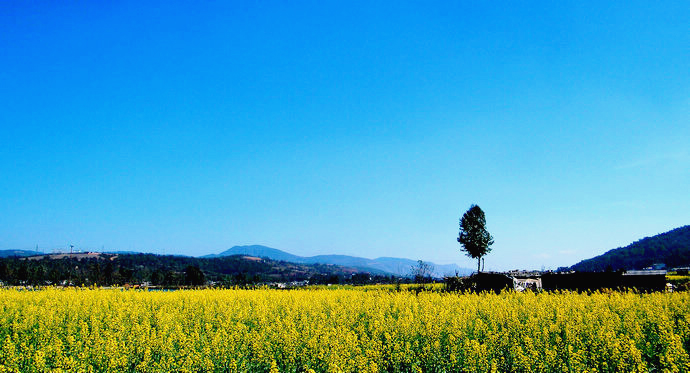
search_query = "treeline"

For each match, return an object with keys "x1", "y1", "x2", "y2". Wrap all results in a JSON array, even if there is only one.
[
  {"x1": 569, "y1": 225, "x2": 690, "y2": 272},
  {"x1": 0, "y1": 253, "x2": 403, "y2": 287}
]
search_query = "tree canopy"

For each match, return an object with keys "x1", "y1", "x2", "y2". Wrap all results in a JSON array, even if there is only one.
[
  {"x1": 0, "y1": 253, "x2": 404, "y2": 287},
  {"x1": 458, "y1": 204, "x2": 494, "y2": 273}
]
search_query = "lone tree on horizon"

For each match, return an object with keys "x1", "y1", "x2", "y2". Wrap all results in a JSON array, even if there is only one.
[{"x1": 458, "y1": 204, "x2": 494, "y2": 273}]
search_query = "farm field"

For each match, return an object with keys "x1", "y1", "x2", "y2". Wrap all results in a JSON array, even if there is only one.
[{"x1": 1, "y1": 288, "x2": 689, "y2": 372}]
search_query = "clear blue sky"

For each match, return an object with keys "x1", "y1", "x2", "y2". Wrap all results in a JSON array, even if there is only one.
[{"x1": 1, "y1": 1, "x2": 688, "y2": 271}]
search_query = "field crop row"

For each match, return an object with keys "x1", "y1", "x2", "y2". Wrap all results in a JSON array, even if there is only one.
[{"x1": 1, "y1": 288, "x2": 689, "y2": 372}]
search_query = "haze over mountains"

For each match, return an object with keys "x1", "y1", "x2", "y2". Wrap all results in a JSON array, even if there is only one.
[{"x1": 204, "y1": 245, "x2": 473, "y2": 278}]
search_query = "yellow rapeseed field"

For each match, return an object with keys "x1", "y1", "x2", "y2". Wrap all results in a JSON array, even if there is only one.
[{"x1": 1, "y1": 287, "x2": 689, "y2": 372}]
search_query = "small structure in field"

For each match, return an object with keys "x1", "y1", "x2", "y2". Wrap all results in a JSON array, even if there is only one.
[{"x1": 513, "y1": 277, "x2": 542, "y2": 292}]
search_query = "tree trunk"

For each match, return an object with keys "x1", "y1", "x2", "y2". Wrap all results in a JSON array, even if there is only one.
[{"x1": 477, "y1": 258, "x2": 481, "y2": 273}]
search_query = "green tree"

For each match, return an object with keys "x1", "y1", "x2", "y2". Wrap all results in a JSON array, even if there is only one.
[
  {"x1": 458, "y1": 204, "x2": 494, "y2": 273},
  {"x1": 185, "y1": 265, "x2": 206, "y2": 286}
]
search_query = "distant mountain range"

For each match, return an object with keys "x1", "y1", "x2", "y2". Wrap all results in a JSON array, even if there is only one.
[
  {"x1": 204, "y1": 245, "x2": 472, "y2": 278},
  {"x1": 2, "y1": 246, "x2": 471, "y2": 278},
  {"x1": 7, "y1": 224, "x2": 689, "y2": 275},
  {"x1": 0, "y1": 252, "x2": 397, "y2": 287},
  {"x1": 0, "y1": 250, "x2": 42, "y2": 258},
  {"x1": 569, "y1": 225, "x2": 690, "y2": 271}
]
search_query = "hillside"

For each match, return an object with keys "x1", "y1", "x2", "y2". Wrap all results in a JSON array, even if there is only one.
[
  {"x1": 570, "y1": 225, "x2": 690, "y2": 272},
  {"x1": 207, "y1": 245, "x2": 472, "y2": 277}
]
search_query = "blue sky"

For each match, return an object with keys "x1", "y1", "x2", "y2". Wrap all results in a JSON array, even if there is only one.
[{"x1": 1, "y1": 1, "x2": 688, "y2": 270}]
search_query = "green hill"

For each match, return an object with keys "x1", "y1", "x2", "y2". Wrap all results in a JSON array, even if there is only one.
[{"x1": 570, "y1": 225, "x2": 690, "y2": 272}]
